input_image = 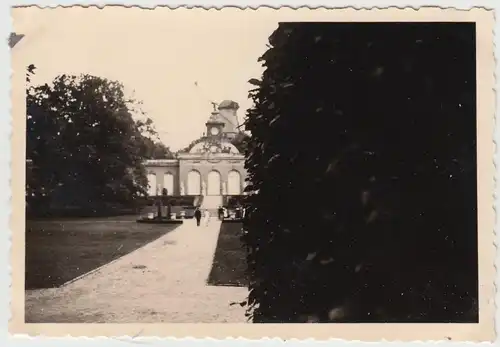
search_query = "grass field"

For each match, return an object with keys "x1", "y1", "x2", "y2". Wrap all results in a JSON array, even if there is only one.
[
  {"x1": 25, "y1": 217, "x2": 180, "y2": 290},
  {"x1": 207, "y1": 222, "x2": 248, "y2": 287}
]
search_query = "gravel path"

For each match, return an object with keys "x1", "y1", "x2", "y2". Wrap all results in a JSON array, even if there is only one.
[{"x1": 25, "y1": 218, "x2": 249, "y2": 323}]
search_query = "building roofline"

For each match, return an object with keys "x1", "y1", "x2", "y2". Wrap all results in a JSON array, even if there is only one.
[
  {"x1": 218, "y1": 100, "x2": 240, "y2": 110},
  {"x1": 177, "y1": 153, "x2": 245, "y2": 160},
  {"x1": 144, "y1": 159, "x2": 179, "y2": 166}
]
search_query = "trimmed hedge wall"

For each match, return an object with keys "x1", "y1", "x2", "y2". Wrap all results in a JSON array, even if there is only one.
[{"x1": 242, "y1": 23, "x2": 478, "y2": 323}]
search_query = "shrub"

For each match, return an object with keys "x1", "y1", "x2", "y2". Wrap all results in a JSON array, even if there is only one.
[
  {"x1": 242, "y1": 22, "x2": 477, "y2": 323},
  {"x1": 223, "y1": 195, "x2": 246, "y2": 208}
]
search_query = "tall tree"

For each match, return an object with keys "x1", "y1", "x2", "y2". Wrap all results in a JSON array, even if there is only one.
[
  {"x1": 27, "y1": 73, "x2": 157, "y2": 212},
  {"x1": 243, "y1": 23, "x2": 477, "y2": 323},
  {"x1": 143, "y1": 137, "x2": 176, "y2": 159}
]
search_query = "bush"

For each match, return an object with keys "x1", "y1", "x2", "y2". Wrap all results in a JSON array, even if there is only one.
[
  {"x1": 223, "y1": 195, "x2": 246, "y2": 208},
  {"x1": 243, "y1": 23, "x2": 477, "y2": 323}
]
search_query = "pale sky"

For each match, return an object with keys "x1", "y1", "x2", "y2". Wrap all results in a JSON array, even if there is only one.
[{"x1": 12, "y1": 7, "x2": 280, "y2": 150}]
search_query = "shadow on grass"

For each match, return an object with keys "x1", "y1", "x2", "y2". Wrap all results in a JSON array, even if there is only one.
[
  {"x1": 207, "y1": 222, "x2": 248, "y2": 287},
  {"x1": 25, "y1": 217, "x2": 180, "y2": 290}
]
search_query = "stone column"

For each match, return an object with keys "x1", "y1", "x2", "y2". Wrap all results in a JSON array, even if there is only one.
[{"x1": 202, "y1": 180, "x2": 207, "y2": 196}]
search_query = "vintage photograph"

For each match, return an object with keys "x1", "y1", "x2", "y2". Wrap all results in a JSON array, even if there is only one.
[{"x1": 10, "y1": 6, "x2": 495, "y2": 341}]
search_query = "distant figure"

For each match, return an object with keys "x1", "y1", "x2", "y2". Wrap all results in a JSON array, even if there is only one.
[
  {"x1": 204, "y1": 209, "x2": 211, "y2": 226},
  {"x1": 218, "y1": 206, "x2": 224, "y2": 220},
  {"x1": 194, "y1": 208, "x2": 202, "y2": 227}
]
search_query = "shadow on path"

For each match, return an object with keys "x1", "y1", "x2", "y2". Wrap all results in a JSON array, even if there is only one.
[
  {"x1": 25, "y1": 218, "x2": 180, "y2": 290},
  {"x1": 207, "y1": 222, "x2": 248, "y2": 287}
]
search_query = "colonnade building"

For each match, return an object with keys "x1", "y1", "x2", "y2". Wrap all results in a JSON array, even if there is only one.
[{"x1": 144, "y1": 100, "x2": 247, "y2": 207}]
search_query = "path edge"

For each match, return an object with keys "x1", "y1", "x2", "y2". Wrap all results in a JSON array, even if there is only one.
[{"x1": 61, "y1": 225, "x2": 182, "y2": 287}]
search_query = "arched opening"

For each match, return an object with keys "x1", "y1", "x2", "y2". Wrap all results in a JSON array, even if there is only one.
[
  {"x1": 163, "y1": 173, "x2": 174, "y2": 196},
  {"x1": 187, "y1": 170, "x2": 201, "y2": 195},
  {"x1": 207, "y1": 170, "x2": 221, "y2": 196},
  {"x1": 147, "y1": 173, "x2": 157, "y2": 196},
  {"x1": 227, "y1": 170, "x2": 242, "y2": 195}
]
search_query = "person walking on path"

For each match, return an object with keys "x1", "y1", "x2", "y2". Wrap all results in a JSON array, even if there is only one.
[
  {"x1": 204, "y1": 209, "x2": 211, "y2": 227},
  {"x1": 194, "y1": 207, "x2": 202, "y2": 227}
]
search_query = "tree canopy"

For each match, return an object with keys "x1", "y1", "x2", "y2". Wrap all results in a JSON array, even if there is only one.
[
  {"x1": 243, "y1": 23, "x2": 477, "y2": 323},
  {"x1": 231, "y1": 131, "x2": 251, "y2": 153},
  {"x1": 26, "y1": 71, "x2": 165, "y2": 214},
  {"x1": 143, "y1": 137, "x2": 176, "y2": 159}
]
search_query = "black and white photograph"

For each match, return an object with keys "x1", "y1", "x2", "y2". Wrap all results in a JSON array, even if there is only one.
[{"x1": 10, "y1": 6, "x2": 495, "y2": 341}]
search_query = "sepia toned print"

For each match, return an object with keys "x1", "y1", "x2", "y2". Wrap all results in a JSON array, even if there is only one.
[{"x1": 10, "y1": 6, "x2": 495, "y2": 341}]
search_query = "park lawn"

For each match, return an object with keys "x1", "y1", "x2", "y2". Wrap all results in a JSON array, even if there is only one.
[
  {"x1": 207, "y1": 222, "x2": 248, "y2": 287},
  {"x1": 25, "y1": 218, "x2": 179, "y2": 290}
]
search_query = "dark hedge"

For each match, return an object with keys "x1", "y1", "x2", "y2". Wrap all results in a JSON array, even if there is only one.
[{"x1": 242, "y1": 22, "x2": 478, "y2": 323}]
